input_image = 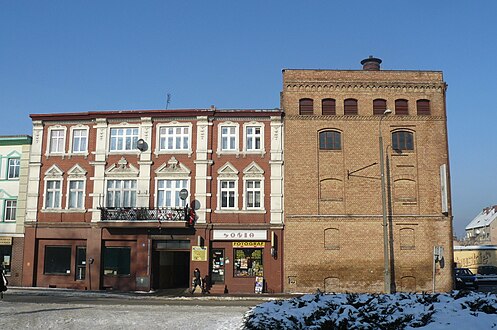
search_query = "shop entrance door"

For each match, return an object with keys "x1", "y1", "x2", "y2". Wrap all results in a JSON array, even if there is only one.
[{"x1": 211, "y1": 249, "x2": 225, "y2": 284}]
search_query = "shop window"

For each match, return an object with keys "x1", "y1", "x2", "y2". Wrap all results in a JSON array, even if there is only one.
[
  {"x1": 234, "y1": 248, "x2": 263, "y2": 277},
  {"x1": 44, "y1": 246, "x2": 72, "y2": 275},
  {"x1": 75, "y1": 246, "x2": 86, "y2": 280},
  {"x1": 0, "y1": 245, "x2": 12, "y2": 275},
  {"x1": 103, "y1": 247, "x2": 131, "y2": 276}
]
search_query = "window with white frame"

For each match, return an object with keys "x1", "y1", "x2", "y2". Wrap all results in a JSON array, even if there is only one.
[
  {"x1": 246, "y1": 126, "x2": 262, "y2": 151},
  {"x1": 221, "y1": 126, "x2": 237, "y2": 151},
  {"x1": 159, "y1": 126, "x2": 189, "y2": 151},
  {"x1": 72, "y1": 129, "x2": 88, "y2": 153},
  {"x1": 7, "y1": 158, "x2": 20, "y2": 179},
  {"x1": 106, "y1": 180, "x2": 137, "y2": 208},
  {"x1": 245, "y1": 180, "x2": 262, "y2": 209},
  {"x1": 68, "y1": 180, "x2": 85, "y2": 209},
  {"x1": 45, "y1": 180, "x2": 62, "y2": 209},
  {"x1": 157, "y1": 179, "x2": 188, "y2": 208},
  {"x1": 220, "y1": 180, "x2": 236, "y2": 209},
  {"x1": 109, "y1": 127, "x2": 139, "y2": 152},
  {"x1": 50, "y1": 129, "x2": 65, "y2": 153},
  {"x1": 4, "y1": 200, "x2": 17, "y2": 221}
]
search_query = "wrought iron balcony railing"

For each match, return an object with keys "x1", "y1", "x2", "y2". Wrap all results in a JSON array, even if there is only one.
[{"x1": 99, "y1": 207, "x2": 188, "y2": 222}]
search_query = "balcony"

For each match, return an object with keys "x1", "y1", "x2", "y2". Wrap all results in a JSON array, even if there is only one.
[{"x1": 99, "y1": 207, "x2": 189, "y2": 223}]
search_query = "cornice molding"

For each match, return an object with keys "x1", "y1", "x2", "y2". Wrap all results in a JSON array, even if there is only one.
[
  {"x1": 285, "y1": 115, "x2": 446, "y2": 121},
  {"x1": 285, "y1": 82, "x2": 446, "y2": 92}
]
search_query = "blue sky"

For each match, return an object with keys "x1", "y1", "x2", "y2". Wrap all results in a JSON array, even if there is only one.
[{"x1": 1, "y1": 1, "x2": 496, "y2": 237}]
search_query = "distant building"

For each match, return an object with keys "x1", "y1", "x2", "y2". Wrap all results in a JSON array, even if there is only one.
[
  {"x1": 464, "y1": 205, "x2": 497, "y2": 245},
  {"x1": 22, "y1": 109, "x2": 284, "y2": 293},
  {"x1": 0, "y1": 135, "x2": 32, "y2": 286},
  {"x1": 282, "y1": 57, "x2": 453, "y2": 293}
]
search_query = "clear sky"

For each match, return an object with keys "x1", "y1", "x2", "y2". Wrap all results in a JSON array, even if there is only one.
[{"x1": 1, "y1": 1, "x2": 496, "y2": 237}]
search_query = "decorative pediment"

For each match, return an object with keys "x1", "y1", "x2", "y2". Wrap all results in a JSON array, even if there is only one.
[
  {"x1": 217, "y1": 162, "x2": 239, "y2": 178},
  {"x1": 6, "y1": 150, "x2": 21, "y2": 158},
  {"x1": 105, "y1": 157, "x2": 139, "y2": 177},
  {"x1": 155, "y1": 156, "x2": 191, "y2": 178},
  {"x1": 243, "y1": 161, "x2": 264, "y2": 177},
  {"x1": 44, "y1": 164, "x2": 64, "y2": 177},
  {"x1": 0, "y1": 189, "x2": 14, "y2": 199},
  {"x1": 68, "y1": 164, "x2": 87, "y2": 178}
]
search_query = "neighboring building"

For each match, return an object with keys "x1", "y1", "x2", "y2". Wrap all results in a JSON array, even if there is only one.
[
  {"x1": 0, "y1": 135, "x2": 32, "y2": 285},
  {"x1": 282, "y1": 57, "x2": 453, "y2": 293},
  {"x1": 464, "y1": 205, "x2": 497, "y2": 245},
  {"x1": 454, "y1": 245, "x2": 497, "y2": 274},
  {"x1": 22, "y1": 109, "x2": 284, "y2": 293}
]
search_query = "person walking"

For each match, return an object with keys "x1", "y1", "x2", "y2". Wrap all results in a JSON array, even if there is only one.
[
  {"x1": 0, "y1": 264, "x2": 7, "y2": 300},
  {"x1": 191, "y1": 268, "x2": 202, "y2": 294}
]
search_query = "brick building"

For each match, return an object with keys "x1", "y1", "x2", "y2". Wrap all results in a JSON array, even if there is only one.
[
  {"x1": 282, "y1": 57, "x2": 453, "y2": 293},
  {"x1": 22, "y1": 108, "x2": 284, "y2": 293},
  {"x1": 0, "y1": 135, "x2": 31, "y2": 286}
]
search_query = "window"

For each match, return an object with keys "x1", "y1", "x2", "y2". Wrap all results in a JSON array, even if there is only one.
[
  {"x1": 44, "y1": 246, "x2": 71, "y2": 275},
  {"x1": 299, "y1": 98, "x2": 314, "y2": 115},
  {"x1": 416, "y1": 99, "x2": 431, "y2": 115},
  {"x1": 106, "y1": 180, "x2": 137, "y2": 208},
  {"x1": 49, "y1": 129, "x2": 65, "y2": 153},
  {"x1": 159, "y1": 126, "x2": 190, "y2": 151},
  {"x1": 7, "y1": 158, "x2": 20, "y2": 179},
  {"x1": 221, "y1": 126, "x2": 237, "y2": 151},
  {"x1": 220, "y1": 180, "x2": 236, "y2": 209},
  {"x1": 319, "y1": 131, "x2": 341, "y2": 150},
  {"x1": 392, "y1": 131, "x2": 414, "y2": 151},
  {"x1": 103, "y1": 247, "x2": 131, "y2": 276},
  {"x1": 322, "y1": 98, "x2": 336, "y2": 115},
  {"x1": 0, "y1": 245, "x2": 12, "y2": 275},
  {"x1": 157, "y1": 179, "x2": 188, "y2": 208},
  {"x1": 75, "y1": 247, "x2": 86, "y2": 280},
  {"x1": 395, "y1": 99, "x2": 409, "y2": 115},
  {"x1": 246, "y1": 180, "x2": 262, "y2": 209},
  {"x1": 4, "y1": 200, "x2": 17, "y2": 221},
  {"x1": 68, "y1": 180, "x2": 85, "y2": 209},
  {"x1": 246, "y1": 126, "x2": 262, "y2": 151},
  {"x1": 72, "y1": 129, "x2": 88, "y2": 153},
  {"x1": 109, "y1": 127, "x2": 139, "y2": 151},
  {"x1": 234, "y1": 248, "x2": 263, "y2": 277},
  {"x1": 45, "y1": 180, "x2": 62, "y2": 209},
  {"x1": 373, "y1": 99, "x2": 387, "y2": 115},
  {"x1": 344, "y1": 99, "x2": 358, "y2": 115}
]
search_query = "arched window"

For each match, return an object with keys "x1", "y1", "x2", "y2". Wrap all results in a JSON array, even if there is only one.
[
  {"x1": 319, "y1": 131, "x2": 341, "y2": 150},
  {"x1": 322, "y1": 98, "x2": 336, "y2": 115},
  {"x1": 395, "y1": 99, "x2": 409, "y2": 115},
  {"x1": 373, "y1": 99, "x2": 387, "y2": 115},
  {"x1": 343, "y1": 98, "x2": 358, "y2": 115},
  {"x1": 299, "y1": 98, "x2": 314, "y2": 115},
  {"x1": 392, "y1": 130, "x2": 414, "y2": 151},
  {"x1": 416, "y1": 99, "x2": 431, "y2": 115}
]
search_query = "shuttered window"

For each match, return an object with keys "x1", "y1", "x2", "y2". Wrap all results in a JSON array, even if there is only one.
[
  {"x1": 416, "y1": 99, "x2": 431, "y2": 115},
  {"x1": 322, "y1": 98, "x2": 336, "y2": 115},
  {"x1": 344, "y1": 99, "x2": 358, "y2": 115},
  {"x1": 373, "y1": 99, "x2": 387, "y2": 115},
  {"x1": 299, "y1": 98, "x2": 314, "y2": 115},
  {"x1": 395, "y1": 99, "x2": 409, "y2": 115}
]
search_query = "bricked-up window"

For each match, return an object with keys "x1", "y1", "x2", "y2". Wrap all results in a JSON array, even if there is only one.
[
  {"x1": 44, "y1": 246, "x2": 71, "y2": 275},
  {"x1": 320, "y1": 179, "x2": 343, "y2": 201},
  {"x1": 394, "y1": 179, "x2": 416, "y2": 202},
  {"x1": 103, "y1": 247, "x2": 131, "y2": 276},
  {"x1": 220, "y1": 180, "x2": 236, "y2": 209},
  {"x1": 322, "y1": 98, "x2": 336, "y2": 115},
  {"x1": 319, "y1": 131, "x2": 341, "y2": 150},
  {"x1": 157, "y1": 179, "x2": 188, "y2": 208},
  {"x1": 392, "y1": 131, "x2": 414, "y2": 151},
  {"x1": 395, "y1": 99, "x2": 409, "y2": 115},
  {"x1": 109, "y1": 127, "x2": 139, "y2": 151},
  {"x1": 344, "y1": 99, "x2": 358, "y2": 115},
  {"x1": 373, "y1": 99, "x2": 387, "y2": 115},
  {"x1": 324, "y1": 228, "x2": 340, "y2": 250},
  {"x1": 400, "y1": 228, "x2": 415, "y2": 250},
  {"x1": 299, "y1": 98, "x2": 314, "y2": 115},
  {"x1": 106, "y1": 180, "x2": 137, "y2": 208},
  {"x1": 7, "y1": 158, "x2": 20, "y2": 179},
  {"x1": 4, "y1": 200, "x2": 17, "y2": 221},
  {"x1": 234, "y1": 248, "x2": 263, "y2": 277},
  {"x1": 416, "y1": 99, "x2": 431, "y2": 115}
]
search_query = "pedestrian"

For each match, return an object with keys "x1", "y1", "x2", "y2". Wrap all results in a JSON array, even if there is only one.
[
  {"x1": 191, "y1": 267, "x2": 201, "y2": 294},
  {"x1": 202, "y1": 274, "x2": 211, "y2": 294},
  {"x1": 0, "y1": 264, "x2": 8, "y2": 300}
]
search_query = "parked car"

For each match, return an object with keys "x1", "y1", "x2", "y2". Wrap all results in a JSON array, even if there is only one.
[
  {"x1": 454, "y1": 268, "x2": 478, "y2": 290},
  {"x1": 476, "y1": 265, "x2": 497, "y2": 276}
]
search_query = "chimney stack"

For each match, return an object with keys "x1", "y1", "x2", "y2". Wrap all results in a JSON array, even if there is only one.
[{"x1": 361, "y1": 56, "x2": 382, "y2": 71}]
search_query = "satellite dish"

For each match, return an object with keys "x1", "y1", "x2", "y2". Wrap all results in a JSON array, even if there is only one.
[{"x1": 136, "y1": 139, "x2": 148, "y2": 152}]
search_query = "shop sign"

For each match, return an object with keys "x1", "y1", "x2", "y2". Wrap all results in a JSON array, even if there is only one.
[
  {"x1": 213, "y1": 230, "x2": 267, "y2": 241},
  {"x1": 191, "y1": 246, "x2": 208, "y2": 261},
  {"x1": 232, "y1": 242, "x2": 266, "y2": 248},
  {"x1": 0, "y1": 237, "x2": 12, "y2": 245}
]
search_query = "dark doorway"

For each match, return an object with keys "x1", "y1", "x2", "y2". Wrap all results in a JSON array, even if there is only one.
[{"x1": 152, "y1": 251, "x2": 190, "y2": 289}]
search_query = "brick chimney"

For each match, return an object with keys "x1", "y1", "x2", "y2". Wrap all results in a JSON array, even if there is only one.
[{"x1": 361, "y1": 56, "x2": 382, "y2": 71}]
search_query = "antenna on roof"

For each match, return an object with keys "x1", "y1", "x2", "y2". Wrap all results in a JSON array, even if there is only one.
[{"x1": 166, "y1": 93, "x2": 172, "y2": 109}]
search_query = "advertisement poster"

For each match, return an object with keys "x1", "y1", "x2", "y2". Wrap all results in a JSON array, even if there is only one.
[
  {"x1": 255, "y1": 276, "x2": 264, "y2": 293},
  {"x1": 191, "y1": 246, "x2": 208, "y2": 261}
]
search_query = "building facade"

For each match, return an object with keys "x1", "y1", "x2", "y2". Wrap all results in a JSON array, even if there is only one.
[
  {"x1": 0, "y1": 135, "x2": 32, "y2": 286},
  {"x1": 22, "y1": 109, "x2": 284, "y2": 293},
  {"x1": 464, "y1": 205, "x2": 497, "y2": 245},
  {"x1": 282, "y1": 57, "x2": 454, "y2": 293}
]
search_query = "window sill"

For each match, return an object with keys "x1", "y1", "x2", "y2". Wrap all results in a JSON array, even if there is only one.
[
  {"x1": 214, "y1": 209, "x2": 266, "y2": 214},
  {"x1": 154, "y1": 150, "x2": 193, "y2": 157},
  {"x1": 41, "y1": 209, "x2": 87, "y2": 213}
]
